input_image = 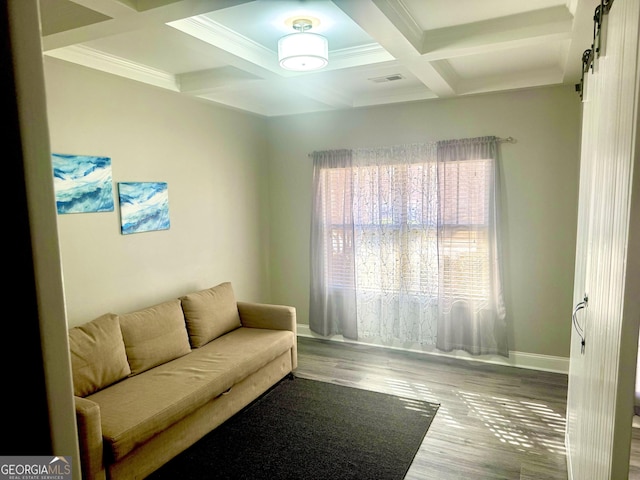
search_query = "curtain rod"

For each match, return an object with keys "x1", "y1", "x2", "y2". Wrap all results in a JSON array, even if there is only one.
[{"x1": 308, "y1": 136, "x2": 516, "y2": 157}]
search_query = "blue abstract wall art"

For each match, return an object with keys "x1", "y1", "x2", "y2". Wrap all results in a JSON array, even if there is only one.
[
  {"x1": 52, "y1": 153, "x2": 115, "y2": 214},
  {"x1": 118, "y1": 182, "x2": 170, "y2": 235}
]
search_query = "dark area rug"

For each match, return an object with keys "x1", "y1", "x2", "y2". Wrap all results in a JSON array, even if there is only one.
[{"x1": 147, "y1": 375, "x2": 439, "y2": 480}]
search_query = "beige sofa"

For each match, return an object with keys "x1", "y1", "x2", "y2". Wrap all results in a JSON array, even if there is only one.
[{"x1": 68, "y1": 282, "x2": 297, "y2": 480}]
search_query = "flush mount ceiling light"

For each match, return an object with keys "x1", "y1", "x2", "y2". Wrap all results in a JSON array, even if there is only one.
[{"x1": 278, "y1": 18, "x2": 328, "y2": 71}]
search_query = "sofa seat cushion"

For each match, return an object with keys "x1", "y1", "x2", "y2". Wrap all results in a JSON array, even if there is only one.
[{"x1": 87, "y1": 327, "x2": 294, "y2": 462}]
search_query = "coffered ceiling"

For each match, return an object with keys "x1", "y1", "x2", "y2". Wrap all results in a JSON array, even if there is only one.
[{"x1": 39, "y1": 0, "x2": 599, "y2": 117}]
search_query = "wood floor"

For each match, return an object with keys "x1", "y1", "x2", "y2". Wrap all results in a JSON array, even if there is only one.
[{"x1": 294, "y1": 336, "x2": 570, "y2": 480}]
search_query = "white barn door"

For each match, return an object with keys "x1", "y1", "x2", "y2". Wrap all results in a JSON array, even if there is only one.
[{"x1": 565, "y1": 0, "x2": 640, "y2": 478}]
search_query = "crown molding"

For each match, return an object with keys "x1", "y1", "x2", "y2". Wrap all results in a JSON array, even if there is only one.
[{"x1": 45, "y1": 45, "x2": 179, "y2": 91}]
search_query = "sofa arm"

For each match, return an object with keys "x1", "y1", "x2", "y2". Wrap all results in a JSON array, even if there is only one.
[
  {"x1": 237, "y1": 302, "x2": 297, "y2": 369},
  {"x1": 75, "y1": 396, "x2": 106, "y2": 480}
]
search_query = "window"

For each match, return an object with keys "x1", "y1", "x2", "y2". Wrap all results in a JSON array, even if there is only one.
[
  {"x1": 320, "y1": 158, "x2": 491, "y2": 304},
  {"x1": 439, "y1": 158, "x2": 492, "y2": 304},
  {"x1": 310, "y1": 138, "x2": 506, "y2": 355}
]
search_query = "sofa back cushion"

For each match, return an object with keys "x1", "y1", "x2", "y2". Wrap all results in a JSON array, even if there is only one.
[
  {"x1": 119, "y1": 299, "x2": 191, "y2": 375},
  {"x1": 180, "y1": 282, "x2": 241, "y2": 348},
  {"x1": 69, "y1": 313, "x2": 131, "y2": 397}
]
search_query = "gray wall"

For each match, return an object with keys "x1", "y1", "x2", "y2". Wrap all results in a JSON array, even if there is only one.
[
  {"x1": 45, "y1": 55, "x2": 581, "y2": 358},
  {"x1": 267, "y1": 86, "x2": 582, "y2": 358},
  {"x1": 44, "y1": 57, "x2": 271, "y2": 327}
]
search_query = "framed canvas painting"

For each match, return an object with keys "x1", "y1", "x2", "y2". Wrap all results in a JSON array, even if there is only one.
[
  {"x1": 118, "y1": 182, "x2": 170, "y2": 235},
  {"x1": 52, "y1": 153, "x2": 115, "y2": 214}
]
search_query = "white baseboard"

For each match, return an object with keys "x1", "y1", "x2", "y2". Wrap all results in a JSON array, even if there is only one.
[{"x1": 297, "y1": 324, "x2": 569, "y2": 374}]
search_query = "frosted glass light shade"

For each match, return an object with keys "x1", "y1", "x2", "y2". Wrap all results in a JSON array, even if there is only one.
[{"x1": 278, "y1": 32, "x2": 328, "y2": 71}]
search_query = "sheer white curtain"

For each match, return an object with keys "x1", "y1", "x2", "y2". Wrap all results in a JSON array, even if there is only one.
[
  {"x1": 309, "y1": 137, "x2": 507, "y2": 356},
  {"x1": 309, "y1": 149, "x2": 358, "y2": 339},
  {"x1": 352, "y1": 144, "x2": 439, "y2": 344},
  {"x1": 435, "y1": 137, "x2": 507, "y2": 356}
]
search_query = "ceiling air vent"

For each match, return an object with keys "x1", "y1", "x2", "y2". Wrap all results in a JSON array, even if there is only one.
[{"x1": 368, "y1": 74, "x2": 405, "y2": 83}]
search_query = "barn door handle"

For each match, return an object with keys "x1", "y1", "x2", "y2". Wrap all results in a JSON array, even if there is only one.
[{"x1": 572, "y1": 295, "x2": 588, "y2": 354}]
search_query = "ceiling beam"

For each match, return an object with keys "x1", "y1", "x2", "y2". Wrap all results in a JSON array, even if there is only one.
[
  {"x1": 403, "y1": 58, "x2": 458, "y2": 97},
  {"x1": 166, "y1": 15, "x2": 284, "y2": 78},
  {"x1": 177, "y1": 66, "x2": 260, "y2": 95},
  {"x1": 332, "y1": 0, "x2": 420, "y2": 59},
  {"x1": 333, "y1": 0, "x2": 457, "y2": 97},
  {"x1": 370, "y1": 0, "x2": 424, "y2": 53},
  {"x1": 354, "y1": 86, "x2": 437, "y2": 108},
  {"x1": 45, "y1": 44, "x2": 180, "y2": 90},
  {"x1": 322, "y1": 44, "x2": 394, "y2": 71},
  {"x1": 456, "y1": 66, "x2": 564, "y2": 96},
  {"x1": 279, "y1": 79, "x2": 354, "y2": 109},
  {"x1": 65, "y1": 0, "x2": 137, "y2": 18}
]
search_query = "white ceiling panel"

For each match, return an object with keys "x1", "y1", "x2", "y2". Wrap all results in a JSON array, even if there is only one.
[
  {"x1": 39, "y1": 0, "x2": 601, "y2": 116},
  {"x1": 201, "y1": 0, "x2": 375, "y2": 50},
  {"x1": 447, "y1": 42, "x2": 566, "y2": 79},
  {"x1": 404, "y1": 0, "x2": 567, "y2": 30},
  {"x1": 83, "y1": 25, "x2": 231, "y2": 74},
  {"x1": 198, "y1": 80, "x2": 337, "y2": 117}
]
